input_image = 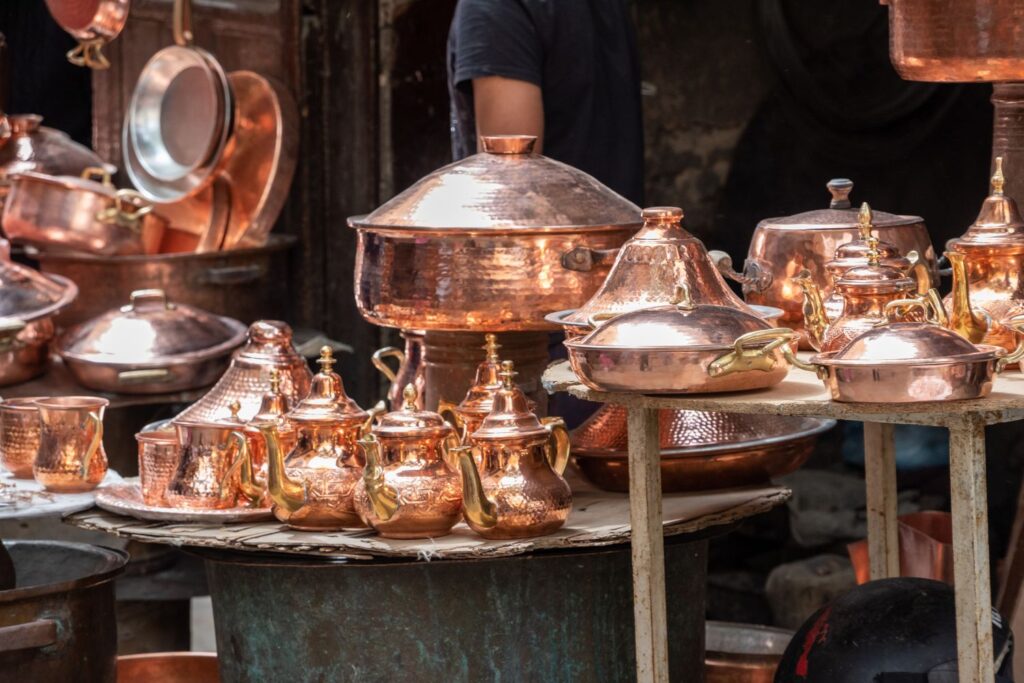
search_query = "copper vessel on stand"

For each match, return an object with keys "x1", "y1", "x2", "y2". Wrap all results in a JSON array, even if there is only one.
[
  {"x1": 33, "y1": 396, "x2": 108, "y2": 493},
  {"x1": 354, "y1": 386, "x2": 462, "y2": 539},
  {"x1": 258, "y1": 347, "x2": 378, "y2": 531},
  {"x1": 459, "y1": 361, "x2": 572, "y2": 540},
  {"x1": 371, "y1": 330, "x2": 425, "y2": 410},
  {"x1": 0, "y1": 397, "x2": 42, "y2": 479}
]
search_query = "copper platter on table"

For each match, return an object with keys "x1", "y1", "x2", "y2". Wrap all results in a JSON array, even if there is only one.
[
  {"x1": 95, "y1": 482, "x2": 272, "y2": 523},
  {"x1": 571, "y1": 405, "x2": 834, "y2": 493}
]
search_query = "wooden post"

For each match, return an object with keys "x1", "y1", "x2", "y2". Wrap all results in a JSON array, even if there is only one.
[
  {"x1": 863, "y1": 422, "x2": 900, "y2": 579},
  {"x1": 948, "y1": 414, "x2": 995, "y2": 683},
  {"x1": 626, "y1": 405, "x2": 669, "y2": 683}
]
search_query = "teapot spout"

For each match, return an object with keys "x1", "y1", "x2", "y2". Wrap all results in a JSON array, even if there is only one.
[
  {"x1": 359, "y1": 435, "x2": 398, "y2": 522},
  {"x1": 946, "y1": 251, "x2": 989, "y2": 344},
  {"x1": 257, "y1": 423, "x2": 305, "y2": 513},
  {"x1": 793, "y1": 270, "x2": 827, "y2": 350},
  {"x1": 456, "y1": 446, "x2": 497, "y2": 530}
]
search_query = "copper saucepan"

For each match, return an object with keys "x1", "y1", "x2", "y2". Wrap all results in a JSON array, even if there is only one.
[{"x1": 45, "y1": 0, "x2": 130, "y2": 70}]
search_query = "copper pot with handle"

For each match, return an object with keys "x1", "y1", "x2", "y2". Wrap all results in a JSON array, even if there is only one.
[
  {"x1": 371, "y1": 330, "x2": 425, "y2": 410},
  {"x1": 45, "y1": 0, "x2": 130, "y2": 70}
]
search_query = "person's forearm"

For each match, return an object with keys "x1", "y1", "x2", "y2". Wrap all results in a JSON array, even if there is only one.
[{"x1": 472, "y1": 76, "x2": 544, "y2": 152}]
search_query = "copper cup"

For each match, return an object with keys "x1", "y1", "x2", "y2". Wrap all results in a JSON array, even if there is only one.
[
  {"x1": 166, "y1": 421, "x2": 246, "y2": 510},
  {"x1": 136, "y1": 430, "x2": 180, "y2": 506},
  {"x1": 33, "y1": 396, "x2": 109, "y2": 492},
  {"x1": 0, "y1": 397, "x2": 44, "y2": 479}
]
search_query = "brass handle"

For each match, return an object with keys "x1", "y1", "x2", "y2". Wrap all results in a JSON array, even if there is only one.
[
  {"x1": 79, "y1": 412, "x2": 103, "y2": 479},
  {"x1": 117, "y1": 368, "x2": 172, "y2": 385},
  {"x1": 371, "y1": 347, "x2": 404, "y2": 384},
  {"x1": 96, "y1": 190, "x2": 154, "y2": 232},
  {"x1": 66, "y1": 39, "x2": 109, "y2": 70},
  {"x1": 360, "y1": 401, "x2": 387, "y2": 438},
  {"x1": 438, "y1": 399, "x2": 467, "y2": 443},
  {"x1": 173, "y1": 0, "x2": 194, "y2": 47},
  {"x1": 707, "y1": 328, "x2": 797, "y2": 378},
  {"x1": 560, "y1": 245, "x2": 619, "y2": 272},
  {"x1": 710, "y1": 252, "x2": 772, "y2": 292},
  {"x1": 998, "y1": 315, "x2": 1024, "y2": 372},
  {"x1": 584, "y1": 312, "x2": 616, "y2": 330},
  {"x1": 80, "y1": 166, "x2": 113, "y2": 187},
  {"x1": 0, "y1": 619, "x2": 59, "y2": 653},
  {"x1": 883, "y1": 297, "x2": 931, "y2": 323},
  {"x1": 224, "y1": 431, "x2": 263, "y2": 505},
  {"x1": 541, "y1": 416, "x2": 571, "y2": 476}
]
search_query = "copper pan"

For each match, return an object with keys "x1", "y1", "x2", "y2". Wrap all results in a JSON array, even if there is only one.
[
  {"x1": 45, "y1": 0, "x2": 129, "y2": 70},
  {"x1": 117, "y1": 652, "x2": 219, "y2": 683},
  {"x1": 546, "y1": 304, "x2": 784, "y2": 340},
  {"x1": 881, "y1": 0, "x2": 1024, "y2": 82}
]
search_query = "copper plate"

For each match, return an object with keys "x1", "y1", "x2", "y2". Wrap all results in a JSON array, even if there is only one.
[{"x1": 95, "y1": 482, "x2": 272, "y2": 523}]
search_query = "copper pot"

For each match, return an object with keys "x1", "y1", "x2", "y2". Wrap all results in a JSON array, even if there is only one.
[
  {"x1": 880, "y1": 0, "x2": 1024, "y2": 82},
  {"x1": 3, "y1": 168, "x2": 166, "y2": 255},
  {"x1": 715, "y1": 179, "x2": 936, "y2": 344},
  {"x1": 350, "y1": 134, "x2": 641, "y2": 331},
  {"x1": 45, "y1": 0, "x2": 130, "y2": 70},
  {"x1": 705, "y1": 621, "x2": 792, "y2": 683}
]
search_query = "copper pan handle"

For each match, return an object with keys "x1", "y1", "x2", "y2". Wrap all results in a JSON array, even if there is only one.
[
  {"x1": 707, "y1": 328, "x2": 798, "y2": 377},
  {"x1": 560, "y1": 245, "x2": 619, "y2": 272},
  {"x1": 173, "y1": 0, "x2": 194, "y2": 47},
  {"x1": 709, "y1": 251, "x2": 772, "y2": 292},
  {"x1": 66, "y1": 39, "x2": 109, "y2": 70},
  {"x1": 0, "y1": 619, "x2": 59, "y2": 652},
  {"x1": 117, "y1": 368, "x2": 172, "y2": 385}
]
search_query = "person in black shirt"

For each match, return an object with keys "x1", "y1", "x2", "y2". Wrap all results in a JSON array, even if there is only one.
[{"x1": 447, "y1": 0, "x2": 645, "y2": 205}]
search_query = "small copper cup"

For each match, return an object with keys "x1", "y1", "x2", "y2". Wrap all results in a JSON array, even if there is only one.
[
  {"x1": 166, "y1": 421, "x2": 247, "y2": 510},
  {"x1": 0, "y1": 397, "x2": 44, "y2": 479},
  {"x1": 33, "y1": 396, "x2": 109, "y2": 492},
  {"x1": 136, "y1": 430, "x2": 180, "y2": 506}
]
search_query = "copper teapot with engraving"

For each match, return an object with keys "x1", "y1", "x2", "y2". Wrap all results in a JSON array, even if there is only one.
[{"x1": 459, "y1": 361, "x2": 572, "y2": 540}]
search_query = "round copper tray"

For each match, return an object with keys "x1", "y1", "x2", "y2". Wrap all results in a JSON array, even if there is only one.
[
  {"x1": 95, "y1": 482, "x2": 272, "y2": 523},
  {"x1": 571, "y1": 406, "x2": 834, "y2": 492}
]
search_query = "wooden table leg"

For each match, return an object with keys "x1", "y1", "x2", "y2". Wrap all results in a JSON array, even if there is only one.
[
  {"x1": 949, "y1": 415, "x2": 995, "y2": 683},
  {"x1": 863, "y1": 422, "x2": 900, "y2": 580},
  {"x1": 626, "y1": 405, "x2": 669, "y2": 683}
]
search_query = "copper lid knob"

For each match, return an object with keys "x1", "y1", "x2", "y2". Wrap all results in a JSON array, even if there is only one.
[
  {"x1": 317, "y1": 346, "x2": 335, "y2": 374},
  {"x1": 993, "y1": 156, "x2": 1006, "y2": 196},
  {"x1": 828, "y1": 178, "x2": 854, "y2": 209},
  {"x1": 401, "y1": 383, "x2": 418, "y2": 410},
  {"x1": 499, "y1": 360, "x2": 517, "y2": 389},
  {"x1": 483, "y1": 333, "x2": 501, "y2": 362}
]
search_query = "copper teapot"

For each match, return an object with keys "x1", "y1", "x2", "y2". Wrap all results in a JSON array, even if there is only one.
[
  {"x1": 353, "y1": 385, "x2": 462, "y2": 539},
  {"x1": 437, "y1": 333, "x2": 505, "y2": 441},
  {"x1": 459, "y1": 361, "x2": 572, "y2": 540},
  {"x1": 233, "y1": 371, "x2": 295, "y2": 508},
  {"x1": 258, "y1": 347, "x2": 380, "y2": 531}
]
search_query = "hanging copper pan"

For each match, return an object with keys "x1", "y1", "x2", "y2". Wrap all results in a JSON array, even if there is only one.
[{"x1": 45, "y1": 0, "x2": 130, "y2": 70}]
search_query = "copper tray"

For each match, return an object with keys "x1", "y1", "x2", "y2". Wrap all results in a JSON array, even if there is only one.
[{"x1": 95, "y1": 482, "x2": 272, "y2": 523}]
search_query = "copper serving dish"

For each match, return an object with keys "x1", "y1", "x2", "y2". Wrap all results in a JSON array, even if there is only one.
[
  {"x1": 0, "y1": 238, "x2": 77, "y2": 386},
  {"x1": 3, "y1": 168, "x2": 166, "y2": 255},
  {"x1": 715, "y1": 179, "x2": 936, "y2": 344},
  {"x1": 57, "y1": 288, "x2": 246, "y2": 394},
  {"x1": 788, "y1": 301, "x2": 1024, "y2": 403},
  {"x1": 565, "y1": 284, "x2": 794, "y2": 394},
  {"x1": 571, "y1": 405, "x2": 834, "y2": 493},
  {"x1": 350, "y1": 134, "x2": 641, "y2": 331},
  {"x1": 45, "y1": 0, "x2": 130, "y2": 70},
  {"x1": 881, "y1": 0, "x2": 1024, "y2": 82}
]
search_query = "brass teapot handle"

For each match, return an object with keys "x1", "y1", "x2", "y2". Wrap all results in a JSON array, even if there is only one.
[
  {"x1": 883, "y1": 297, "x2": 931, "y2": 324},
  {"x1": 224, "y1": 432, "x2": 264, "y2": 507},
  {"x1": 371, "y1": 347, "x2": 404, "y2": 384},
  {"x1": 438, "y1": 399, "x2": 467, "y2": 443},
  {"x1": 540, "y1": 416, "x2": 571, "y2": 476},
  {"x1": 360, "y1": 401, "x2": 387, "y2": 438},
  {"x1": 78, "y1": 412, "x2": 103, "y2": 479}
]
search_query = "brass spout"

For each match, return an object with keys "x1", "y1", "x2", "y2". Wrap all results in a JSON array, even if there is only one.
[
  {"x1": 258, "y1": 423, "x2": 305, "y2": 513},
  {"x1": 229, "y1": 432, "x2": 265, "y2": 506},
  {"x1": 361, "y1": 401, "x2": 387, "y2": 438},
  {"x1": 456, "y1": 446, "x2": 497, "y2": 530},
  {"x1": 946, "y1": 251, "x2": 989, "y2": 344},
  {"x1": 359, "y1": 435, "x2": 398, "y2": 522},
  {"x1": 793, "y1": 269, "x2": 828, "y2": 350},
  {"x1": 438, "y1": 399, "x2": 467, "y2": 443}
]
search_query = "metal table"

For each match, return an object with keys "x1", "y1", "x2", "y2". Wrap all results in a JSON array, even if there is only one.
[{"x1": 543, "y1": 359, "x2": 1024, "y2": 683}]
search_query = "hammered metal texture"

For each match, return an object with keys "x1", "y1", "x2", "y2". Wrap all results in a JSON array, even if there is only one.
[
  {"x1": 0, "y1": 398, "x2": 42, "y2": 478},
  {"x1": 166, "y1": 423, "x2": 243, "y2": 510},
  {"x1": 33, "y1": 398, "x2": 108, "y2": 493},
  {"x1": 136, "y1": 431, "x2": 179, "y2": 506}
]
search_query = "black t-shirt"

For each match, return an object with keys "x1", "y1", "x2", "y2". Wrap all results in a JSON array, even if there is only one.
[{"x1": 447, "y1": 0, "x2": 645, "y2": 205}]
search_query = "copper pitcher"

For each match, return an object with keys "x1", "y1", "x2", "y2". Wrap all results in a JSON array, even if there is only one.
[
  {"x1": 33, "y1": 396, "x2": 108, "y2": 492},
  {"x1": 371, "y1": 329, "x2": 425, "y2": 410},
  {"x1": 459, "y1": 361, "x2": 572, "y2": 539},
  {"x1": 0, "y1": 397, "x2": 43, "y2": 479},
  {"x1": 258, "y1": 347, "x2": 380, "y2": 531},
  {"x1": 354, "y1": 386, "x2": 462, "y2": 539}
]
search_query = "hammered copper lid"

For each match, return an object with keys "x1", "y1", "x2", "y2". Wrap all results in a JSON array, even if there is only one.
[
  {"x1": 287, "y1": 346, "x2": 368, "y2": 423},
  {"x1": 57, "y1": 289, "x2": 246, "y2": 364},
  {"x1": 760, "y1": 179, "x2": 922, "y2": 231},
  {"x1": 0, "y1": 114, "x2": 108, "y2": 188},
  {"x1": 819, "y1": 322, "x2": 993, "y2": 365},
  {"x1": 0, "y1": 238, "x2": 78, "y2": 322},
  {"x1": 574, "y1": 284, "x2": 770, "y2": 350},
  {"x1": 350, "y1": 135, "x2": 641, "y2": 233},
  {"x1": 565, "y1": 206, "x2": 753, "y2": 324},
  {"x1": 834, "y1": 237, "x2": 915, "y2": 292},
  {"x1": 955, "y1": 158, "x2": 1024, "y2": 247},
  {"x1": 374, "y1": 385, "x2": 452, "y2": 438},
  {"x1": 471, "y1": 361, "x2": 546, "y2": 441}
]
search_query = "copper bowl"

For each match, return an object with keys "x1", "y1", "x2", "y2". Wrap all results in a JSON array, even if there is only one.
[
  {"x1": 117, "y1": 652, "x2": 219, "y2": 683},
  {"x1": 705, "y1": 621, "x2": 792, "y2": 683},
  {"x1": 572, "y1": 406, "x2": 834, "y2": 492}
]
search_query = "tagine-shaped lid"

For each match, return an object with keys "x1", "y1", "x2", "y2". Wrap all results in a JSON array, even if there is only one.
[
  {"x1": 953, "y1": 157, "x2": 1024, "y2": 247},
  {"x1": 827, "y1": 203, "x2": 911, "y2": 273},
  {"x1": 566, "y1": 206, "x2": 753, "y2": 324},
  {"x1": 286, "y1": 346, "x2": 368, "y2": 424},
  {"x1": 0, "y1": 238, "x2": 78, "y2": 322},
  {"x1": 759, "y1": 179, "x2": 922, "y2": 231},
  {"x1": 471, "y1": 361, "x2": 547, "y2": 441},
  {"x1": 834, "y1": 237, "x2": 916, "y2": 293},
  {"x1": 825, "y1": 321, "x2": 988, "y2": 364},
  {"x1": 0, "y1": 114, "x2": 108, "y2": 190},
  {"x1": 374, "y1": 385, "x2": 453, "y2": 439},
  {"x1": 454, "y1": 334, "x2": 505, "y2": 417},
  {"x1": 57, "y1": 288, "x2": 246, "y2": 364},
  {"x1": 350, "y1": 135, "x2": 641, "y2": 233},
  {"x1": 574, "y1": 283, "x2": 770, "y2": 350}
]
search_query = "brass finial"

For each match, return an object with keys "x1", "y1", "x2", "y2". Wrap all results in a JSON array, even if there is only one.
[
  {"x1": 857, "y1": 202, "x2": 873, "y2": 239},
  {"x1": 993, "y1": 156, "x2": 1005, "y2": 196},
  {"x1": 317, "y1": 346, "x2": 335, "y2": 374},
  {"x1": 670, "y1": 280, "x2": 695, "y2": 310},
  {"x1": 229, "y1": 400, "x2": 241, "y2": 420},
  {"x1": 483, "y1": 333, "x2": 501, "y2": 362},
  {"x1": 402, "y1": 383, "x2": 418, "y2": 409},
  {"x1": 499, "y1": 360, "x2": 517, "y2": 389},
  {"x1": 268, "y1": 369, "x2": 281, "y2": 393},
  {"x1": 866, "y1": 235, "x2": 881, "y2": 266}
]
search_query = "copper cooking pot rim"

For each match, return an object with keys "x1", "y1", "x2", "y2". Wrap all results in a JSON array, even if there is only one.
[
  {"x1": 0, "y1": 540, "x2": 127, "y2": 603},
  {"x1": 58, "y1": 317, "x2": 246, "y2": 366},
  {"x1": 348, "y1": 216, "x2": 634, "y2": 235},
  {"x1": 565, "y1": 337, "x2": 774, "y2": 353},
  {"x1": 546, "y1": 304, "x2": 785, "y2": 329}
]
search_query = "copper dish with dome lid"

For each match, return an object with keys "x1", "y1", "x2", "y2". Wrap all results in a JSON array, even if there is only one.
[{"x1": 565, "y1": 283, "x2": 795, "y2": 394}]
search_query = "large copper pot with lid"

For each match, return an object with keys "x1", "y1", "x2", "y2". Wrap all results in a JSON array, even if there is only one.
[
  {"x1": 715, "y1": 179, "x2": 937, "y2": 343},
  {"x1": 350, "y1": 134, "x2": 641, "y2": 331}
]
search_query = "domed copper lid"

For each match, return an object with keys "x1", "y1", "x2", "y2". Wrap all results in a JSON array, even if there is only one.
[
  {"x1": 759, "y1": 179, "x2": 922, "y2": 231},
  {"x1": 373, "y1": 385, "x2": 452, "y2": 439},
  {"x1": 954, "y1": 158, "x2": 1024, "y2": 247},
  {"x1": 818, "y1": 322, "x2": 995, "y2": 365},
  {"x1": 287, "y1": 346, "x2": 368, "y2": 423},
  {"x1": 0, "y1": 238, "x2": 77, "y2": 322},
  {"x1": 834, "y1": 237, "x2": 915, "y2": 292},
  {"x1": 350, "y1": 135, "x2": 641, "y2": 234},
  {"x1": 573, "y1": 283, "x2": 770, "y2": 351},
  {"x1": 471, "y1": 361, "x2": 547, "y2": 441},
  {"x1": 828, "y1": 204, "x2": 910, "y2": 270},
  {"x1": 565, "y1": 206, "x2": 753, "y2": 324},
  {"x1": 0, "y1": 115, "x2": 108, "y2": 192}
]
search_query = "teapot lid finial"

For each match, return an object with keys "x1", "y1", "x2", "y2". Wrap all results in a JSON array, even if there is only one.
[
  {"x1": 857, "y1": 202, "x2": 873, "y2": 239},
  {"x1": 866, "y1": 235, "x2": 881, "y2": 267},
  {"x1": 483, "y1": 333, "x2": 501, "y2": 362},
  {"x1": 402, "y1": 383, "x2": 418, "y2": 410},
  {"x1": 229, "y1": 400, "x2": 241, "y2": 421},
  {"x1": 993, "y1": 157, "x2": 1006, "y2": 196},
  {"x1": 499, "y1": 360, "x2": 517, "y2": 389},
  {"x1": 317, "y1": 346, "x2": 335, "y2": 374}
]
